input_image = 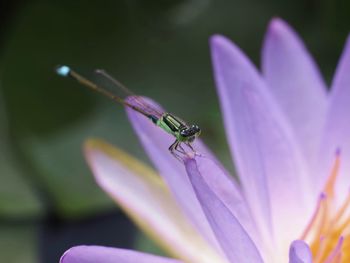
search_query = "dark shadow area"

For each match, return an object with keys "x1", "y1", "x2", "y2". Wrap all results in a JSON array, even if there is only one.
[{"x1": 39, "y1": 209, "x2": 136, "y2": 263}]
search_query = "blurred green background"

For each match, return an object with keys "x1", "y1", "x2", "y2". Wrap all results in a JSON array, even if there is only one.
[{"x1": 0, "y1": 0, "x2": 349, "y2": 262}]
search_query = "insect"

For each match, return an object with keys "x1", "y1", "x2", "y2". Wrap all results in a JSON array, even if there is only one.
[{"x1": 56, "y1": 65, "x2": 201, "y2": 159}]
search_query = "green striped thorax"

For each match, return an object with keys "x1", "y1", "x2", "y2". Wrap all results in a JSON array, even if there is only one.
[{"x1": 156, "y1": 113, "x2": 201, "y2": 142}]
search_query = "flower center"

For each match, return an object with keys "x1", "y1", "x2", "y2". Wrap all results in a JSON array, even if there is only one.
[{"x1": 301, "y1": 152, "x2": 350, "y2": 262}]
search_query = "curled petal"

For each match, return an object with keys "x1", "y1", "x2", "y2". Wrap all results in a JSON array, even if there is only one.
[
  {"x1": 185, "y1": 157, "x2": 263, "y2": 263},
  {"x1": 60, "y1": 245, "x2": 182, "y2": 263},
  {"x1": 262, "y1": 18, "x2": 327, "y2": 163},
  {"x1": 288, "y1": 240, "x2": 312, "y2": 263},
  {"x1": 189, "y1": 155, "x2": 264, "y2": 255},
  {"x1": 84, "y1": 139, "x2": 224, "y2": 263}
]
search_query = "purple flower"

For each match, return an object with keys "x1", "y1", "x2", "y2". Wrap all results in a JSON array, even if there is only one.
[{"x1": 61, "y1": 18, "x2": 350, "y2": 263}]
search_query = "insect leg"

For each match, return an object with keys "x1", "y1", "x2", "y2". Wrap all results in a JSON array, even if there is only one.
[
  {"x1": 169, "y1": 140, "x2": 184, "y2": 161},
  {"x1": 185, "y1": 142, "x2": 195, "y2": 152},
  {"x1": 176, "y1": 143, "x2": 187, "y2": 155},
  {"x1": 169, "y1": 139, "x2": 178, "y2": 153}
]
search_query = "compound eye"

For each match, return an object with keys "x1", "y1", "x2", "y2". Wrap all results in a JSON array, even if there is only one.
[
  {"x1": 180, "y1": 130, "x2": 187, "y2": 136},
  {"x1": 192, "y1": 125, "x2": 200, "y2": 132}
]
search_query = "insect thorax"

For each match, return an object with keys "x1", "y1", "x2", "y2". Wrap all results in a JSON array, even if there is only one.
[
  {"x1": 158, "y1": 113, "x2": 186, "y2": 135},
  {"x1": 157, "y1": 113, "x2": 201, "y2": 142}
]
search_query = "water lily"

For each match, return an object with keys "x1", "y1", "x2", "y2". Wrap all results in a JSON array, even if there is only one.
[{"x1": 60, "y1": 18, "x2": 350, "y2": 263}]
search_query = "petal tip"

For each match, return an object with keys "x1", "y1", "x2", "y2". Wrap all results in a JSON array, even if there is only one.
[
  {"x1": 83, "y1": 138, "x2": 107, "y2": 160},
  {"x1": 266, "y1": 17, "x2": 292, "y2": 38},
  {"x1": 289, "y1": 240, "x2": 312, "y2": 263},
  {"x1": 60, "y1": 246, "x2": 86, "y2": 263},
  {"x1": 209, "y1": 34, "x2": 231, "y2": 52},
  {"x1": 210, "y1": 34, "x2": 227, "y2": 44},
  {"x1": 60, "y1": 250, "x2": 68, "y2": 263},
  {"x1": 183, "y1": 155, "x2": 195, "y2": 166},
  {"x1": 209, "y1": 34, "x2": 245, "y2": 63},
  {"x1": 84, "y1": 138, "x2": 104, "y2": 150}
]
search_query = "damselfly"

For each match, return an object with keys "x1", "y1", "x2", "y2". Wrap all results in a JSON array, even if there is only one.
[{"x1": 56, "y1": 65, "x2": 201, "y2": 159}]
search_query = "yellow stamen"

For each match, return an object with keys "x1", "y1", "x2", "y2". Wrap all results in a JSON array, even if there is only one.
[
  {"x1": 301, "y1": 152, "x2": 350, "y2": 262},
  {"x1": 301, "y1": 194, "x2": 326, "y2": 240},
  {"x1": 331, "y1": 192, "x2": 350, "y2": 225}
]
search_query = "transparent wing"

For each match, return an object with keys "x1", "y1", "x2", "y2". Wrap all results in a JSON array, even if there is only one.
[
  {"x1": 95, "y1": 69, "x2": 164, "y2": 119},
  {"x1": 126, "y1": 96, "x2": 164, "y2": 119}
]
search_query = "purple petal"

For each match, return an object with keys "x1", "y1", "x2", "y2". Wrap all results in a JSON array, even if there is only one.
[
  {"x1": 84, "y1": 139, "x2": 224, "y2": 263},
  {"x1": 185, "y1": 157, "x2": 263, "y2": 263},
  {"x1": 210, "y1": 35, "x2": 314, "y2": 247},
  {"x1": 189, "y1": 155, "x2": 264, "y2": 254},
  {"x1": 60, "y1": 246, "x2": 182, "y2": 263},
  {"x1": 125, "y1": 97, "x2": 223, "y2": 253},
  {"x1": 288, "y1": 240, "x2": 312, "y2": 263},
  {"x1": 319, "y1": 35, "x2": 350, "y2": 202},
  {"x1": 262, "y1": 18, "x2": 328, "y2": 163}
]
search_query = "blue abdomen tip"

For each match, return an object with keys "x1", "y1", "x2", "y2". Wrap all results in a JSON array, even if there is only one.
[{"x1": 56, "y1": 65, "x2": 71, "y2": 76}]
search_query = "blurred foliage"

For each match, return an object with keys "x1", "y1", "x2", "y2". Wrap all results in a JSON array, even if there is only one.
[
  {"x1": 0, "y1": 88, "x2": 43, "y2": 218},
  {"x1": 0, "y1": 0, "x2": 350, "y2": 262},
  {"x1": 0, "y1": 224, "x2": 37, "y2": 263}
]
